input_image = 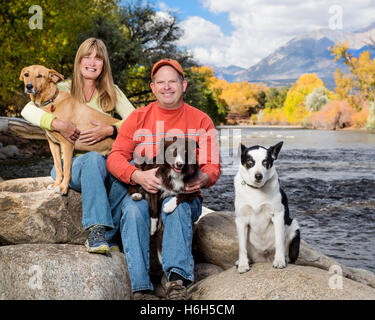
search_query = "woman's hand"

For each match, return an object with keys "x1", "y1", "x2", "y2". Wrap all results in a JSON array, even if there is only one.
[
  {"x1": 79, "y1": 121, "x2": 114, "y2": 145},
  {"x1": 184, "y1": 171, "x2": 209, "y2": 193},
  {"x1": 131, "y1": 168, "x2": 161, "y2": 194},
  {"x1": 51, "y1": 118, "x2": 80, "y2": 144}
]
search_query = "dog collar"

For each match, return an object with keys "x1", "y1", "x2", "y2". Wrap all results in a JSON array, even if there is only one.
[
  {"x1": 240, "y1": 177, "x2": 260, "y2": 189},
  {"x1": 35, "y1": 88, "x2": 59, "y2": 112}
]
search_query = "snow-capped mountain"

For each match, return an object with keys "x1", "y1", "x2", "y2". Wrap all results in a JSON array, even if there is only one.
[{"x1": 211, "y1": 23, "x2": 375, "y2": 89}]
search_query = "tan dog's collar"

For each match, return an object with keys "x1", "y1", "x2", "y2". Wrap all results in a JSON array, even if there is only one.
[{"x1": 35, "y1": 88, "x2": 59, "y2": 112}]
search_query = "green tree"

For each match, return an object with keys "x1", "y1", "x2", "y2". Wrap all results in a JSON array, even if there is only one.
[
  {"x1": 184, "y1": 68, "x2": 227, "y2": 125},
  {"x1": 115, "y1": 1, "x2": 193, "y2": 105},
  {"x1": 0, "y1": 0, "x2": 102, "y2": 115},
  {"x1": 264, "y1": 87, "x2": 288, "y2": 110}
]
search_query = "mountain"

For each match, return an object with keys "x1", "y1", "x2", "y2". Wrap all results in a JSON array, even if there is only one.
[
  {"x1": 211, "y1": 23, "x2": 375, "y2": 90},
  {"x1": 209, "y1": 65, "x2": 246, "y2": 82}
]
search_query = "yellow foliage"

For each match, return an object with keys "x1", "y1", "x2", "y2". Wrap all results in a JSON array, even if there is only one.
[
  {"x1": 259, "y1": 107, "x2": 288, "y2": 125},
  {"x1": 283, "y1": 73, "x2": 325, "y2": 123},
  {"x1": 193, "y1": 66, "x2": 267, "y2": 115},
  {"x1": 351, "y1": 105, "x2": 369, "y2": 128}
]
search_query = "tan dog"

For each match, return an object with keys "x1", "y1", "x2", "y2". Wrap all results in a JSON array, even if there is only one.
[{"x1": 20, "y1": 65, "x2": 118, "y2": 195}]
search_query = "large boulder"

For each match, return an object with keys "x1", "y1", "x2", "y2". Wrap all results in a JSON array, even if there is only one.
[
  {"x1": 188, "y1": 263, "x2": 375, "y2": 300},
  {"x1": 0, "y1": 244, "x2": 131, "y2": 300},
  {"x1": 193, "y1": 211, "x2": 375, "y2": 289},
  {"x1": 0, "y1": 177, "x2": 87, "y2": 245}
]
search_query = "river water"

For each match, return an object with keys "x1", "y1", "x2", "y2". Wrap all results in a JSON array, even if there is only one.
[{"x1": 1, "y1": 128, "x2": 374, "y2": 273}]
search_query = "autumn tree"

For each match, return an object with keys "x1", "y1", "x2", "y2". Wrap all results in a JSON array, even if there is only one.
[
  {"x1": 331, "y1": 41, "x2": 375, "y2": 129},
  {"x1": 331, "y1": 41, "x2": 375, "y2": 100},
  {"x1": 283, "y1": 73, "x2": 325, "y2": 124}
]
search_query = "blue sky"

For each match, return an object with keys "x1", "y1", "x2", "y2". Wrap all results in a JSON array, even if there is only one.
[
  {"x1": 122, "y1": 1, "x2": 375, "y2": 69},
  {"x1": 157, "y1": 0, "x2": 235, "y2": 35}
]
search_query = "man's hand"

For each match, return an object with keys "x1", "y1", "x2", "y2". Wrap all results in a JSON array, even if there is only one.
[
  {"x1": 51, "y1": 118, "x2": 80, "y2": 144},
  {"x1": 79, "y1": 121, "x2": 113, "y2": 145},
  {"x1": 131, "y1": 168, "x2": 162, "y2": 194},
  {"x1": 184, "y1": 171, "x2": 209, "y2": 193}
]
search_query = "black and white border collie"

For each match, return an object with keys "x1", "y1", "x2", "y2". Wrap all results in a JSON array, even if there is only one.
[
  {"x1": 128, "y1": 136, "x2": 200, "y2": 236},
  {"x1": 234, "y1": 141, "x2": 300, "y2": 273}
]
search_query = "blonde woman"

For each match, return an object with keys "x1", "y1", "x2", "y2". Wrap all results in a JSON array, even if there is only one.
[{"x1": 21, "y1": 38, "x2": 135, "y2": 254}]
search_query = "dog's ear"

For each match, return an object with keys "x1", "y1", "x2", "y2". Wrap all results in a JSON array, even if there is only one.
[
  {"x1": 269, "y1": 141, "x2": 283, "y2": 160},
  {"x1": 19, "y1": 67, "x2": 27, "y2": 81},
  {"x1": 238, "y1": 143, "x2": 246, "y2": 157},
  {"x1": 48, "y1": 69, "x2": 64, "y2": 83}
]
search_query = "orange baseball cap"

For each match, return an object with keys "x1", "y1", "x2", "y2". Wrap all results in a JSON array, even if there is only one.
[{"x1": 151, "y1": 58, "x2": 184, "y2": 80}]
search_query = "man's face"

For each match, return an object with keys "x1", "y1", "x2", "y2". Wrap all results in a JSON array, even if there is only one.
[{"x1": 150, "y1": 65, "x2": 187, "y2": 110}]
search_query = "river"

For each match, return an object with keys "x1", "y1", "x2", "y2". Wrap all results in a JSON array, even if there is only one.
[{"x1": 1, "y1": 128, "x2": 374, "y2": 273}]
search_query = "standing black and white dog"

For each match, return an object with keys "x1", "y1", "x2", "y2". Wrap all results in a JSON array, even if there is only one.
[{"x1": 234, "y1": 141, "x2": 300, "y2": 273}]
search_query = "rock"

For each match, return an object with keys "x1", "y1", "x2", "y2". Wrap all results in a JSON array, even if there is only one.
[
  {"x1": 188, "y1": 263, "x2": 375, "y2": 300},
  {"x1": 0, "y1": 145, "x2": 21, "y2": 159},
  {"x1": 194, "y1": 263, "x2": 224, "y2": 282},
  {"x1": 0, "y1": 244, "x2": 131, "y2": 300},
  {"x1": 1, "y1": 177, "x2": 375, "y2": 300},
  {"x1": 193, "y1": 210, "x2": 375, "y2": 289},
  {"x1": 0, "y1": 177, "x2": 87, "y2": 245},
  {"x1": 193, "y1": 211, "x2": 238, "y2": 270}
]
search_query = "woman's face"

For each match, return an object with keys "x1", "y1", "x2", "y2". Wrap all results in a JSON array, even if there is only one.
[{"x1": 79, "y1": 48, "x2": 103, "y2": 81}]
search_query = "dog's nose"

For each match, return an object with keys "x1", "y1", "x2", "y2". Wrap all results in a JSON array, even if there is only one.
[
  {"x1": 255, "y1": 173, "x2": 263, "y2": 182},
  {"x1": 175, "y1": 161, "x2": 184, "y2": 169},
  {"x1": 26, "y1": 83, "x2": 33, "y2": 90}
]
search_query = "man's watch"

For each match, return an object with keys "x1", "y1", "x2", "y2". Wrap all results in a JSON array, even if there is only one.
[{"x1": 110, "y1": 125, "x2": 118, "y2": 139}]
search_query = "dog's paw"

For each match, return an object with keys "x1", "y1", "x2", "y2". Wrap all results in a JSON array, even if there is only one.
[
  {"x1": 237, "y1": 263, "x2": 251, "y2": 273},
  {"x1": 47, "y1": 184, "x2": 63, "y2": 194},
  {"x1": 272, "y1": 255, "x2": 287, "y2": 269},
  {"x1": 236, "y1": 259, "x2": 250, "y2": 273},
  {"x1": 150, "y1": 218, "x2": 158, "y2": 236},
  {"x1": 131, "y1": 193, "x2": 143, "y2": 201},
  {"x1": 59, "y1": 185, "x2": 69, "y2": 195},
  {"x1": 163, "y1": 197, "x2": 177, "y2": 214},
  {"x1": 47, "y1": 184, "x2": 55, "y2": 190}
]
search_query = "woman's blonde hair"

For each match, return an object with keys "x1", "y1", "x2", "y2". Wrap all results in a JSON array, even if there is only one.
[{"x1": 71, "y1": 38, "x2": 117, "y2": 112}]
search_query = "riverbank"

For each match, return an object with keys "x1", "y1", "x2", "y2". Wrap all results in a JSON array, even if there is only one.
[{"x1": 217, "y1": 124, "x2": 373, "y2": 133}]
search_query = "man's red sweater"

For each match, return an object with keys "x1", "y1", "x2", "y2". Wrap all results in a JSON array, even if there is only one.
[{"x1": 107, "y1": 101, "x2": 221, "y2": 187}]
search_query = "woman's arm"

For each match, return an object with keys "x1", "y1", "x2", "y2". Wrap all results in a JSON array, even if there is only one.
[
  {"x1": 21, "y1": 101, "x2": 80, "y2": 144},
  {"x1": 21, "y1": 101, "x2": 56, "y2": 129}
]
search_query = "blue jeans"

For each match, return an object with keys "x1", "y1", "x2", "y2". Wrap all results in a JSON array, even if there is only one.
[
  {"x1": 51, "y1": 151, "x2": 127, "y2": 239},
  {"x1": 120, "y1": 194, "x2": 202, "y2": 292}
]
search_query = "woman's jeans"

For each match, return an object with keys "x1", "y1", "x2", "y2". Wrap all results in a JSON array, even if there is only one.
[
  {"x1": 120, "y1": 194, "x2": 202, "y2": 292},
  {"x1": 50, "y1": 151, "x2": 127, "y2": 241}
]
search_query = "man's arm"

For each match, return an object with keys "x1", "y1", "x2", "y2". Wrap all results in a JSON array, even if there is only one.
[{"x1": 197, "y1": 117, "x2": 221, "y2": 188}]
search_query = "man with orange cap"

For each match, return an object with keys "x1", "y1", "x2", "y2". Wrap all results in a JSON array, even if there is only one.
[{"x1": 107, "y1": 59, "x2": 221, "y2": 300}]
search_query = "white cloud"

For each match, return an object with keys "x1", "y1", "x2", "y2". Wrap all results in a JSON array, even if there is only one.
[{"x1": 176, "y1": 0, "x2": 375, "y2": 68}]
